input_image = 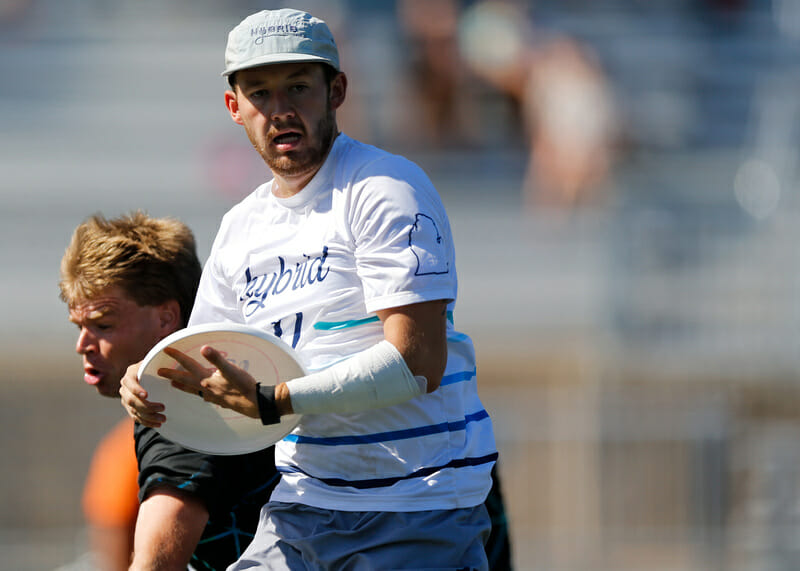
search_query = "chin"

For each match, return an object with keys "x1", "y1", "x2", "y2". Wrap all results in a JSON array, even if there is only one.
[{"x1": 97, "y1": 384, "x2": 120, "y2": 399}]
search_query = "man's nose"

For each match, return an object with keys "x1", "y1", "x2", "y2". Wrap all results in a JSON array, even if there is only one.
[
  {"x1": 76, "y1": 328, "x2": 96, "y2": 354},
  {"x1": 270, "y1": 91, "x2": 296, "y2": 121}
]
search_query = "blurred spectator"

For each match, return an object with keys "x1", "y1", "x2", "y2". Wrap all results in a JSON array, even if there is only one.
[
  {"x1": 397, "y1": 0, "x2": 481, "y2": 148},
  {"x1": 458, "y1": 0, "x2": 619, "y2": 211},
  {"x1": 523, "y1": 36, "x2": 618, "y2": 210},
  {"x1": 81, "y1": 419, "x2": 139, "y2": 571},
  {"x1": 0, "y1": 0, "x2": 30, "y2": 25}
]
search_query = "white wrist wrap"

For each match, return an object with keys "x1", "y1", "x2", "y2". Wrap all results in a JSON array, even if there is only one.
[{"x1": 287, "y1": 340, "x2": 427, "y2": 415}]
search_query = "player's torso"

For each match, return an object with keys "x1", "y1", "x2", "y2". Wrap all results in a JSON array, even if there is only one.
[
  {"x1": 214, "y1": 185, "x2": 382, "y2": 371},
  {"x1": 202, "y1": 137, "x2": 497, "y2": 511}
]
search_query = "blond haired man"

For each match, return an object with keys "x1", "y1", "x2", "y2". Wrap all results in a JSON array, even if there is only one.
[{"x1": 61, "y1": 211, "x2": 277, "y2": 570}]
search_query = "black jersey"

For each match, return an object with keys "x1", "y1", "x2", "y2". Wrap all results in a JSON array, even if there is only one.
[{"x1": 135, "y1": 423, "x2": 278, "y2": 571}]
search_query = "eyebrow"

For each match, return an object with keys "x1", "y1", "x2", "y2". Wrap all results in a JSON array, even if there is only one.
[{"x1": 69, "y1": 306, "x2": 114, "y2": 323}]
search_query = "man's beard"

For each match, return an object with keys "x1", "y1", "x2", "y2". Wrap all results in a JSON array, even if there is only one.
[{"x1": 260, "y1": 109, "x2": 337, "y2": 178}]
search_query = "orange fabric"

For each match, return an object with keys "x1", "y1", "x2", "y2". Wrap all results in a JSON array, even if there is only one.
[{"x1": 82, "y1": 418, "x2": 140, "y2": 528}]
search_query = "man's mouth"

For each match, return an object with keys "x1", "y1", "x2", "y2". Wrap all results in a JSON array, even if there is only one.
[
  {"x1": 272, "y1": 131, "x2": 302, "y2": 149},
  {"x1": 84, "y1": 366, "x2": 104, "y2": 386}
]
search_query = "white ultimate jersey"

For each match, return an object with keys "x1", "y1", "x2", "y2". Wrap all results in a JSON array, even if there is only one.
[{"x1": 189, "y1": 133, "x2": 497, "y2": 511}]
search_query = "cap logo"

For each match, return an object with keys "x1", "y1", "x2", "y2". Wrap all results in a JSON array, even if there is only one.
[{"x1": 250, "y1": 24, "x2": 302, "y2": 45}]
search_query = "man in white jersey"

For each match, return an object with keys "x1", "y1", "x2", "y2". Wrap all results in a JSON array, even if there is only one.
[{"x1": 121, "y1": 8, "x2": 499, "y2": 569}]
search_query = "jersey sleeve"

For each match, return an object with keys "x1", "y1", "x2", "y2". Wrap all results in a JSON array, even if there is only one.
[
  {"x1": 188, "y1": 217, "x2": 243, "y2": 327},
  {"x1": 82, "y1": 418, "x2": 139, "y2": 528},
  {"x1": 349, "y1": 158, "x2": 458, "y2": 313}
]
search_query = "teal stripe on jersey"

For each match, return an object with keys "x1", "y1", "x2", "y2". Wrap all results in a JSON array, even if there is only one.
[
  {"x1": 284, "y1": 409, "x2": 490, "y2": 447},
  {"x1": 313, "y1": 315, "x2": 380, "y2": 330},
  {"x1": 313, "y1": 311, "x2": 455, "y2": 331}
]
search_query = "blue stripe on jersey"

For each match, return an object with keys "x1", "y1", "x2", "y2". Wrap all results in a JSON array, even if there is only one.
[
  {"x1": 440, "y1": 368, "x2": 476, "y2": 386},
  {"x1": 277, "y1": 452, "x2": 499, "y2": 489},
  {"x1": 314, "y1": 312, "x2": 455, "y2": 331},
  {"x1": 284, "y1": 409, "x2": 490, "y2": 446},
  {"x1": 446, "y1": 331, "x2": 471, "y2": 343}
]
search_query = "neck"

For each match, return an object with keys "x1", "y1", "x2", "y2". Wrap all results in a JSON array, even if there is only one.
[{"x1": 271, "y1": 169, "x2": 319, "y2": 198}]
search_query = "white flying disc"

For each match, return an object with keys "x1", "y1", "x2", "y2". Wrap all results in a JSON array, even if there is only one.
[{"x1": 138, "y1": 322, "x2": 305, "y2": 455}]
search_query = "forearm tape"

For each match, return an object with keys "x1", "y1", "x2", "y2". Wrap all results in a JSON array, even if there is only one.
[{"x1": 287, "y1": 340, "x2": 427, "y2": 415}]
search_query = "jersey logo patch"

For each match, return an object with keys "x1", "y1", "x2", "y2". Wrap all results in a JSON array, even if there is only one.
[{"x1": 409, "y1": 213, "x2": 449, "y2": 276}]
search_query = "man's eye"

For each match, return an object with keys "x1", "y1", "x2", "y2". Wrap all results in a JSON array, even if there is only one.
[
  {"x1": 250, "y1": 89, "x2": 268, "y2": 98},
  {"x1": 290, "y1": 84, "x2": 308, "y2": 94}
]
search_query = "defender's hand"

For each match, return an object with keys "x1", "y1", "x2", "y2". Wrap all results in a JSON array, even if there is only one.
[{"x1": 120, "y1": 361, "x2": 166, "y2": 428}]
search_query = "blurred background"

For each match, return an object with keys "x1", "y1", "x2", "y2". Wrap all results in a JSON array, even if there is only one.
[{"x1": 3, "y1": 0, "x2": 800, "y2": 569}]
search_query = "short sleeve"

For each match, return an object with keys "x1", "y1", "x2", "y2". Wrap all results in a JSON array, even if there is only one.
[
  {"x1": 188, "y1": 224, "x2": 243, "y2": 327},
  {"x1": 349, "y1": 161, "x2": 457, "y2": 312}
]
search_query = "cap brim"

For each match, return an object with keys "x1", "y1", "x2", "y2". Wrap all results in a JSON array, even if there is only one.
[{"x1": 222, "y1": 53, "x2": 339, "y2": 77}]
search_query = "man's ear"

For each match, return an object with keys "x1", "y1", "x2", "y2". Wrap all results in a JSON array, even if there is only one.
[
  {"x1": 225, "y1": 90, "x2": 244, "y2": 125},
  {"x1": 329, "y1": 73, "x2": 347, "y2": 111},
  {"x1": 157, "y1": 299, "x2": 182, "y2": 335}
]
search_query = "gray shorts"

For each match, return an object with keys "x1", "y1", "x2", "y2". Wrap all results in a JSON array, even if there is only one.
[{"x1": 227, "y1": 501, "x2": 491, "y2": 570}]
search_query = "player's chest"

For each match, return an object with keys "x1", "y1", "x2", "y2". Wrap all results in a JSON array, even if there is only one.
[{"x1": 221, "y1": 210, "x2": 358, "y2": 315}]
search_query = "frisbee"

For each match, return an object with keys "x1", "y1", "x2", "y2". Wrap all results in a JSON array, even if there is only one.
[{"x1": 138, "y1": 322, "x2": 304, "y2": 455}]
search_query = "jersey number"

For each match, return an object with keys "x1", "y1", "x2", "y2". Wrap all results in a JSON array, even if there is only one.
[{"x1": 272, "y1": 312, "x2": 303, "y2": 349}]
